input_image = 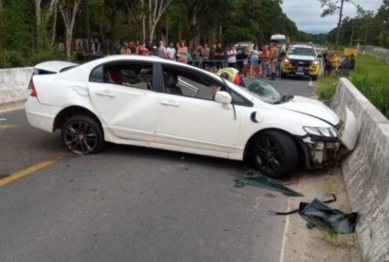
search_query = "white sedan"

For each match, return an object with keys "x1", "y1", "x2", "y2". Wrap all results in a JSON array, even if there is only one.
[{"x1": 25, "y1": 55, "x2": 359, "y2": 178}]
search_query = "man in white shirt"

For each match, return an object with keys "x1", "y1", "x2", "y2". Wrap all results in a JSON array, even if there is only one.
[
  {"x1": 166, "y1": 43, "x2": 176, "y2": 60},
  {"x1": 227, "y1": 44, "x2": 237, "y2": 68}
]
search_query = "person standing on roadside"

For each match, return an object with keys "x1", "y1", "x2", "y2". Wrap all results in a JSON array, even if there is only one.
[
  {"x1": 158, "y1": 40, "x2": 168, "y2": 59},
  {"x1": 227, "y1": 44, "x2": 237, "y2": 68},
  {"x1": 215, "y1": 43, "x2": 224, "y2": 70},
  {"x1": 177, "y1": 40, "x2": 188, "y2": 64},
  {"x1": 166, "y1": 42, "x2": 176, "y2": 60},
  {"x1": 348, "y1": 54, "x2": 356, "y2": 76},
  {"x1": 260, "y1": 45, "x2": 270, "y2": 78},
  {"x1": 146, "y1": 39, "x2": 153, "y2": 52},
  {"x1": 269, "y1": 42, "x2": 279, "y2": 80},
  {"x1": 209, "y1": 43, "x2": 217, "y2": 72},
  {"x1": 201, "y1": 43, "x2": 210, "y2": 70},
  {"x1": 120, "y1": 42, "x2": 131, "y2": 54}
]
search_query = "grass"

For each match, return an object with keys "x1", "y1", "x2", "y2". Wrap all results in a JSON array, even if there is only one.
[
  {"x1": 315, "y1": 222, "x2": 357, "y2": 247},
  {"x1": 316, "y1": 54, "x2": 389, "y2": 119}
]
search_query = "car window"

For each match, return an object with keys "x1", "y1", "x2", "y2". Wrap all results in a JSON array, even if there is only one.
[
  {"x1": 161, "y1": 65, "x2": 224, "y2": 101},
  {"x1": 288, "y1": 47, "x2": 315, "y2": 57},
  {"x1": 90, "y1": 62, "x2": 154, "y2": 91}
]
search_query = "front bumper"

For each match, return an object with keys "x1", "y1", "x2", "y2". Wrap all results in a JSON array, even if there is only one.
[
  {"x1": 300, "y1": 106, "x2": 359, "y2": 169},
  {"x1": 282, "y1": 62, "x2": 319, "y2": 76}
]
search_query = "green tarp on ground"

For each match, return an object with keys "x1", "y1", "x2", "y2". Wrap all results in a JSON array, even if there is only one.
[{"x1": 234, "y1": 172, "x2": 304, "y2": 197}]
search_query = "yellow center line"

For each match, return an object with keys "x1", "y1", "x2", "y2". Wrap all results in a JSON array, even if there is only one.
[
  {"x1": 0, "y1": 124, "x2": 13, "y2": 129},
  {"x1": 0, "y1": 159, "x2": 58, "y2": 187}
]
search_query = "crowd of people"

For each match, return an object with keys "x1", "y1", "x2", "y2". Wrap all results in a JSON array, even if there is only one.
[
  {"x1": 322, "y1": 51, "x2": 356, "y2": 77},
  {"x1": 116, "y1": 39, "x2": 286, "y2": 81}
]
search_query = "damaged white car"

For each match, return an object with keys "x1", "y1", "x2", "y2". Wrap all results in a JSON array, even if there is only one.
[{"x1": 25, "y1": 56, "x2": 359, "y2": 178}]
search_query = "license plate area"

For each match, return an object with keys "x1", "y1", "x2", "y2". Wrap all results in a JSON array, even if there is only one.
[{"x1": 295, "y1": 67, "x2": 304, "y2": 75}]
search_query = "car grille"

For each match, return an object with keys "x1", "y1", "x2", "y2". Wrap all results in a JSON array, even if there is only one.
[{"x1": 290, "y1": 60, "x2": 311, "y2": 67}]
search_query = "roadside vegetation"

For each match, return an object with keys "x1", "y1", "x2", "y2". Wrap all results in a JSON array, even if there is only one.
[
  {"x1": 0, "y1": 0, "x2": 323, "y2": 69},
  {"x1": 316, "y1": 54, "x2": 389, "y2": 119}
]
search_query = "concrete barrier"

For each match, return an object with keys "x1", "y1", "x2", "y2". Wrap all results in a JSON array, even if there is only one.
[
  {"x1": 330, "y1": 78, "x2": 389, "y2": 262},
  {"x1": 0, "y1": 67, "x2": 34, "y2": 109}
]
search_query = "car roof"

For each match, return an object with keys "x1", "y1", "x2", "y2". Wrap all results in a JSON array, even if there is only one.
[{"x1": 290, "y1": 44, "x2": 314, "y2": 49}]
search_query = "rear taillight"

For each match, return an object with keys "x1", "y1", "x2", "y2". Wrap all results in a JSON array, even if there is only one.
[
  {"x1": 234, "y1": 73, "x2": 242, "y2": 85},
  {"x1": 29, "y1": 80, "x2": 37, "y2": 97}
]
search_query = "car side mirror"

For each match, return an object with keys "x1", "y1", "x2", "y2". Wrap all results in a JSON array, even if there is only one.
[{"x1": 215, "y1": 91, "x2": 232, "y2": 104}]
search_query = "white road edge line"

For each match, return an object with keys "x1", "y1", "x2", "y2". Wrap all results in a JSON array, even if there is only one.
[
  {"x1": 0, "y1": 105, "x2": 25, "y2": 114},
  {"x1": 279, "y1": 198, "x2": 291, "y2": 262}
]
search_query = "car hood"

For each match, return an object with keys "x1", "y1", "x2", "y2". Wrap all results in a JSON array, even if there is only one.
[
  {"x1": 276, "y1": 95, "x2": 340, "y2": 126},
  {"x1": 287, "y1": 55, "x2": 316, "y2": 61}
]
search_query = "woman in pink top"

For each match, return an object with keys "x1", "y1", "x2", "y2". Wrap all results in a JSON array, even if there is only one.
[
  {"x1": 260, "y1": 45, "x2": 270, "y2": 78},
  {"x1": 138, "y1": 42, "x2": 150, "y2": 56},
  {"x1": 177, "y1": 41, "x2": 188, "y2": 64}
]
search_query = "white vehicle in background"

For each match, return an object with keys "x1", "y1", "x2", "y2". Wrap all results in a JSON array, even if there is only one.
[
  {"x1": 270, "y1": 34, "x2": 288, "y2": 52},
  {"x1": 315, "y1": 45, "x2": 328, "y2": 57},
  {"x1": 25, "y1": 56, "x2": 359, "y2": 179}
]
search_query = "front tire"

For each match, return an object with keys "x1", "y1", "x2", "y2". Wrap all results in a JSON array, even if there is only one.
[
  {"x1": 280, "y1": 72, "x2": 287, "y2": 79},
  {"x1": 61, "y1": 115, "x2": 104, "y2": 155},
  {"x1": 311, "y1": 75, "x2": 318, "y2": 81},
  {"x1": 252, "y1": 130, "x2": 298, "y2": 179}
]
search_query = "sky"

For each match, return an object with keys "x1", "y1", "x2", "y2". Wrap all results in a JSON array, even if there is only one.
[{"x1": 281, "y1": 0, "x2": 383, "y2": 34}]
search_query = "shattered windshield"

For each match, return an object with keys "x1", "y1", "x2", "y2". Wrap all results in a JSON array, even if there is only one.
[
  {"x1": 245, "y1": 80, "x2": 282, "y2": 104},
  {"x1": 288, "y1": 47, "x2": 316, "y2": 57}
]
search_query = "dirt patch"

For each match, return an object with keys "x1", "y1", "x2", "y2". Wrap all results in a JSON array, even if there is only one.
[{"x1": 280, "y1": 168, "x2": 362, "y2": 262}]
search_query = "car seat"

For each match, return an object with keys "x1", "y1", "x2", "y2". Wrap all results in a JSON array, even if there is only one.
[{"x1": 164, "y1": 73, "x2": 183, "y2": 95}]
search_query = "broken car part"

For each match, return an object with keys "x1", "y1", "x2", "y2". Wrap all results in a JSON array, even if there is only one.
[
  {"x1": 234, "y1": 172, "x2": 303, "y2": 197},
  {"x1": 298, "y1": 198, "x2": 359, "y2": 234},
  {"x1": 269, "y1": 194, "x2": 337, "y2": 215}
]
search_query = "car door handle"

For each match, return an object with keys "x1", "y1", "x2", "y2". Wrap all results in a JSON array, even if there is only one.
[
  {"x1": 95, "y1": 91, "x2": 116, "y2": 97},
  {"x1": 160, "y1": 100, "x2": 180, "y2": 107}
]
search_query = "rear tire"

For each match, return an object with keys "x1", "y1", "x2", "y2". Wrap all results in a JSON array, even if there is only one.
[
  {"x1": 61, "y1": 115, "x2": 104, "y2": 155},
  {"x1": 311, "y1": 75, "x2": 318, "y2": 81},
  {"x1": 280, "y1": 72, "x2": 287, "y2": 79},
  {"x1": 251, "y1": 130, "x2": 298, "y2": 179}
]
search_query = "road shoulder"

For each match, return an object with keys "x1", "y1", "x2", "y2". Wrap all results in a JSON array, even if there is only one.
[{"x1": 280, "y1": 168, "x2": 362, "y2": 262}]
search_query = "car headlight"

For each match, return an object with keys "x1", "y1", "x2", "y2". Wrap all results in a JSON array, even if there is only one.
[
  {"x1": 283, "y1": 58, "x2": 290, "y2": 63},
  {"x1": 312, "y1": 60, "x2": 320, "y2": 65},
  {"x1": 303, "y1": 126, "x2": 339, "y2": 138}
]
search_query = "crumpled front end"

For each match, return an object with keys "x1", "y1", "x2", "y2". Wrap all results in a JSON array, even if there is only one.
[{"x1": 300, "y1": 106, "x2": 359, "y2": 169}]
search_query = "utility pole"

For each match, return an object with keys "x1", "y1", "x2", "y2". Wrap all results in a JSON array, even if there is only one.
[
  {"x1": 335, "y1": 0, "x2": 345, "y2": 51},
  {"x1": 363, "y1": 11, "x2": 373, "y2": 51},
  {"x1": 350, "y1": 21, "x2": 355, "y2": 47}
]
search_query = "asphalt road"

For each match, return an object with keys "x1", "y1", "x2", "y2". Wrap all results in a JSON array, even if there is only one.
[{"x1": 0, "y1": 76, "x2": 314, "y2": 262}]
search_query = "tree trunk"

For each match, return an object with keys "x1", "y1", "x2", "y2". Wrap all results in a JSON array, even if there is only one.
[
  {"x1": 141, "y1": 0, "x2": 145, "y2": 42},
  {"x1": 149, "y1": 0, "x2": 152, "y2": 39},
  {"x1": 335, "y1": 0, "x2": 344, "y2": 51},
  {"x1": 86, "y1": 0, "x2": 90, "y2": 50},
  {"x1": 51, "y1": 2, "x2": 58, "y2": 47},
  {"x1": 59, "y1": 0, "x2": 83, "y2": 60},
  {"x1": 35, "y1": 0, "x2": 43, "y2": 48}
]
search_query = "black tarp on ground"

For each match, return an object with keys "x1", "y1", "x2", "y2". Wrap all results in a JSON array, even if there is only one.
[{"x1": 298, "y1": 198, "x2": 359, "y2": 234}]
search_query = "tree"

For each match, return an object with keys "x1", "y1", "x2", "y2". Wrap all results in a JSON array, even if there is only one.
[
  {"x1": 148, "y1": 0, "x2": 173, "y2": 41},
  {"x1": 58, "y1": 0, "x2": 83, "y2": 59},
  {"x1": 35, "y1": 0, "x2": 57, "y2": 48},
  {"x1": 318, "y1": 0, "x2": 365, "y2": 50}
]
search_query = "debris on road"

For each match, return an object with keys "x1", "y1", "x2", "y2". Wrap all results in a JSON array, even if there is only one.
[
  {"x1": 298, "y1": 198, "x2": 359, "y2": 234},
  {"x1": 269, "y1": 194, "x2": 337, "y2": 215},
  {"x1": 234, "y1": 172, "x2": 304, "y2": 197}
]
